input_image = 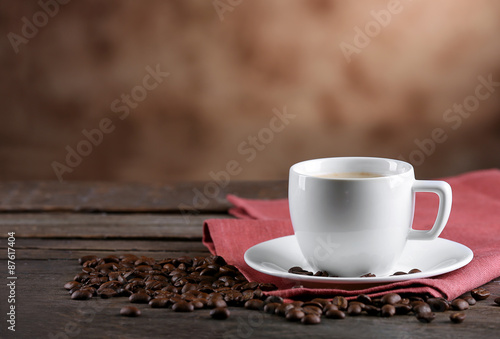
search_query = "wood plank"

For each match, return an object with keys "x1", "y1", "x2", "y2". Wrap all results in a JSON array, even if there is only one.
[
  {"x1": 0, "y1": 259, "x2": 499, "y2": 338},
  {"x1": 0, "y1": 238, "x2": 208, "y2": 251},
  {"x1": 0, "y1": 238, "x2": 210, "y2": 259},
  {"x1": 0, "y1": 213, "x2": 231, "y2": 239},
  {"x1": 0, "y1": 249, "x2": 211, "y2": 260},
  {"x1": 0, "y1": 180, "x2": 287, "y2": 212}
]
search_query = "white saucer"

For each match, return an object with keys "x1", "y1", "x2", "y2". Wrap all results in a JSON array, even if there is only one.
[{"x1": 244, "y1": 235, "x2": 473, "y2": 287}]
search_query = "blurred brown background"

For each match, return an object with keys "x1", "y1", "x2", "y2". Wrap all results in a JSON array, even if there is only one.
[{"x1": 1, "y1": 0, "x2": 500, "y2": 183}]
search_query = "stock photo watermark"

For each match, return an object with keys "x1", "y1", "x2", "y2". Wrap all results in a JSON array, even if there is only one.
[
  {"x1": 399, "y1": 73, "x2": 499, "y2": 166},
  {"x1": 339, "y1": 0, "x2": 413, "y2": 63},
  {"x1": 220, "y1": 312, "x2": 264, "y2": 339},
  {"x1": 48, "y1": 301, "x2": 106, "y2": 339},
  {"x1": 213, "y1": 0, "x2": 243, "y2": 21},
  {"x1": 7, "y1": 0, "x2": 71, "y2": 54},
  {"x1": 6, "y1": 232, "x2": 17, "y2": 332},
  {"x1": 178, "y1": 106, "x2": 295, "y2": 219},
  {"x1": 51, "y1": 64, "x2": 169, "y2": 182}
]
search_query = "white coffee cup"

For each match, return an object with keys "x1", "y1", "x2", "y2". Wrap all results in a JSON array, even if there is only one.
[{"x1": 288, "y1": 157, "x2": 452, "y2": 277}]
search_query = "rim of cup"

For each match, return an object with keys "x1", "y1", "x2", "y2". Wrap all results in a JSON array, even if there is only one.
[{"x1": 290, "y1": 156, "x2": 414, "y2": 179}]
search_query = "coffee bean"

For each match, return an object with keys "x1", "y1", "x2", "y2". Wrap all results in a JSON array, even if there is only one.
[
  {"x1": 102, "y1": 255, "x2": 120, "y2": 264},
  {"x1": 450, "y1": 312, "x2": 466, "y2": 324},
  {"x1": 413, "y1": 303, "x2": 432, "y2": 315},
  {"x1": 211, "y1": 255, "x2": 227, "y2": 266},
  {"x1": 181, "y1": 283, "x2": 198, "y2": 294},
  {"x1": 83, "y1": 286, "x2": 97, "y2": 295},
  {"x1": 259, "y1": 283, "x2": 278, "y2": 291},
  {"x1": 291, "y1": 301, "x2": 304, "y2": 308},
  {"x1": 120, "y1": 306, "x2": 141, "y2": 317},
  {"x1": 462, "y1": 295, "x2": 476, "y2": 306},
  {"x1": 356, "y1": 294, "x2": 372, "y2": 305},
  {"x1": 217, "y1": 275, "x2": 234, "y2": 285},
  {"x1": 64, "y1": 281, "x2": 81, "y2": 290},
  {"x1": 98, "y1": 280, "x2": 122, "y2": 292},
  {"x1": 347, "y1": 302, "x2": 363, "y2": 316},
  {"x1": 219, "y1": 265, "x2": 238, "y2": 277},
  {"x1": 285, "y1": 306, "x2": 302, "y2": 316},
  {"x1": 169, "y1": 296, "x2": 183, "y2": 305},
  {"x1": 74, "y1": 273, "x2": 90, "y2": 283},
  {"x1": 82, "y1": 258, "x2": 99, "y2": 268},
  {"x1": 296, "y1": 271, "x2": 314, "y2": 276},
  {"x1": 241, "y1": 282, "x2": 259, "y2": 290},
  {"x1": 240, "y1": 290, "x2": 254, "y2": 302},
  {"x1": 381, "y1": 304, "x2": 396, "y2": 317},
  {"x1": 399, "y1": 298, "x2": 411, "y2": 305},
  {"x1": 207, "y1": 299, "x2": 227, "y2": 309},
  {"x1": 322, "y1": 304, "x2": 339, "y2": 314},
  {"x1": 264, "y1": 296, "x2": 283, "y2": 304},
  {"x1": 408, "y1": 268, "x2": 422, "y2": 274},
  {"x1": 303, "y1": 306, "x2": 322, "y2": 316},
  {"x1": 288, "y1": 266, "x2": 314, "y2": 275},
  {"x1": 79, "y1": 255, "x2": 98, "y2": 265},
  {"x1": 196, "y1": 297, "x2": 208, "y2": 306},
  {"x1": 360, "y1": 273, "x2": 376, "y2": 277},
  {"x1": 301, "y1": 314, "x2": 321, "y2": 325},
  {"x1": 286, "y1": 308, "x2": 305, "y2": 322},
  {"x1": 311, "y1": 298, "x2": 330, "y2": 308},
  {"x1": 410, "y1": 296, "x2": 425, "y2": 303},
  {"x1": 208, "y1": 292, "x2": 223, "y2": 301},
  {"x1": 149, "y1": 298, "x2": 169, "y2": 308},
  {"x1": 314, "y1": 270, "x2": 329, "y2": 277},
  {"x1": 71, "y1": 289, "x2": 92, "y2": 300},
  {"x1": 191, "y1": 299, "x2": 205, "y2": 309},
  {"x1": 427, "y1": 298, "x2": 449, "y2": 312},
  {"x1": 210, "y1": 307, "x2": 230, "y2": 320},
  {"x1": 244, "y1": 299, "x2": 265, "y2": 311},
  {"x1": 392, "y1": 271, "x2": 407, "y2": 276},
  {"x1": 127, "y1": 255, "x2": 143, "y2": 263},
  {"x1": 276, "y1": 303, "x2": 294, "y2": 317},
  {"x1": 264, "y1": 302, "x2": 280, "y2": 314},
  {"x1": 381, "y1": 293, "x2": 401, "y2": 305},
  {"x1": 182, "y1": 290, "x2": 200, "y2": 301},
  {"x1": 224, "y1": 290, "x2": 243, "y2": 305},
  {"x1": 451, "y1": 298, "x2": 469, "y2": 311},
  {"x1": 410, "y1": 300, "x2": 425, "y2": 308},
  {"x1": 302, "y1": 301, "x2": 324, "y2": 310},
  {"x1": 172, "y1": 300, "x2": 194, "y2": 312},
  {"x1": 325, "y1": 309, "x2": 345, "y2": 319},
  {"x1": 416, "y1": 312, "x2": 435, "y2": 323},
  {"x1": 116, "y1": 287, "x2": 129, "y2": 297},
  {"x1": 252, "y1": 289, "x2": 264, "y2": 300},
  {"x1": 129, "y1": 292, "x2": 151, "y2": 304},
  {"x1": 364, "y1": 305, "x2": 380, "y2": 316},
  {"x1": 331, "y1": 296, "x2": 348, "y2": 310},
  {"x1": 99, "y1": 288, "x2": 118, "y2": 299},
  {"x1": 495, "y1": 297, "x2": 500, "y2": 306},
  {"x1": 135, "y1": 257, "x2": 155, "y2": 266},
  {"x1": 471, "y1": 288, "x2": 490, "y2": 300}
]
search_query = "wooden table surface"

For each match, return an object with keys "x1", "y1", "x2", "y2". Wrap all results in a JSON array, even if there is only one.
[{"x1": 0, "y1": 181, "x2": 498, "y2": 339}]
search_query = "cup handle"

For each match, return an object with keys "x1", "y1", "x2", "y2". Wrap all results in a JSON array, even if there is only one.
[{"x1": 408, "y1": 180, "x2": 452, "y2": 240}]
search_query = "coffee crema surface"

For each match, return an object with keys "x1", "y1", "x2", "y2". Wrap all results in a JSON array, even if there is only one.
[{"x1": 315, "y1": 172, "x2": 385, "y2": 179}]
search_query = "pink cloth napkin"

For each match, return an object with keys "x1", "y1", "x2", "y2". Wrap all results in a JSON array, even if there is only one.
[{"x1": 203, "y1": 169, "x2": 500, "y2": 300}]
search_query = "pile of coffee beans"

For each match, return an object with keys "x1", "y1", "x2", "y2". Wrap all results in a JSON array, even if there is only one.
[
  {"x1": 64, "y1": 254, "x2": 496, "y2": 325},
  {"x1": 64, "y1": 254, "x2": 277, "y2": 320},
  {"x1": 288, "y1": 266, "x2": 422, "y2": 277}
]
